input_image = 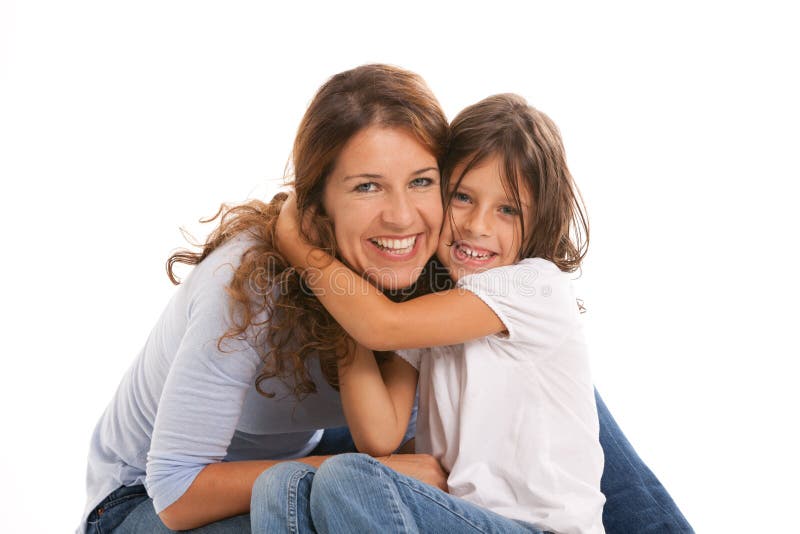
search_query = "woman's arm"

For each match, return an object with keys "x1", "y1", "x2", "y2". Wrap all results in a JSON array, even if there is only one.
[
  {"x1": 338, "y1": 344, "x2": 419, "y2": 456},
  {"x1": 276, "y1": 197, "x2": 504, "y2": 351},
  {"x1": 161, "y1": 449, "x2": 446, "y2": 530},
  {"x1": 158, "y1": 457, "x2": 322, "y2": 530}
]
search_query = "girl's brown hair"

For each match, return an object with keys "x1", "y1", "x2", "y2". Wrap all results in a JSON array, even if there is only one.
[
  {"x1": 167, "y1": 64, "x2": 449, "y2": 398},
  {"x1": 442, "y1": 93, "x2": 589, "y2": 273}
]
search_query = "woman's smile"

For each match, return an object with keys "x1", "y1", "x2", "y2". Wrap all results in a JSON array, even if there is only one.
[{"x1": 323, "y1": 126, "x2": 443, "y2": 290}]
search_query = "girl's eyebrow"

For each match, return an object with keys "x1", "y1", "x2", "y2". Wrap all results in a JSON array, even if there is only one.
[
  {"x1": 455, "y1": 182, "x2": 531, "y2": 209},
  {"x1": 343, "y1": 167, "x2": 438, "y2": 182}
]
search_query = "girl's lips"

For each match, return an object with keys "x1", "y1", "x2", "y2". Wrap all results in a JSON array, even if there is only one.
[
  {"x1": 365, "y1": 233, "x2": 423, "y2": 261},
  {"x1": 452, "y1": 241, "x2": 497, "y2": 268}
]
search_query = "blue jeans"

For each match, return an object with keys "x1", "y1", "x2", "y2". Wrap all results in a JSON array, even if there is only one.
[
  {"x1": 88, "y1": 388, "x2": 692, "y2": 533},
  {"x1": 251, "y1": 455, "x2": 544, "y2": 533},
  {"x1": 86, "y1": 485, "x2": 250, "y2": 533},
  {"x1": 594, "y1": 390, "x2": 693, "y2": 533}
]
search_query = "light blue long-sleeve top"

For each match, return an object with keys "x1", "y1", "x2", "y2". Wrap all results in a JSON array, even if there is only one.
[{"x1": 78, "y1": 234, "x2": 352, "y2": 532}]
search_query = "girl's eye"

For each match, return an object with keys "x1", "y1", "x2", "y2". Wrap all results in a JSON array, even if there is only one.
[
  {"x1": 453, "y1": 191, "x2": 471, "y2": 203},
  {"x1": 354, "y1": 182, "x2": 379, "y2": 193},
  {"x1": 499, "y1": 205, "x2": 519, "y2": 216},
  {"x1": 410, "y1": 177, "x2": 433, "y2": 188}
]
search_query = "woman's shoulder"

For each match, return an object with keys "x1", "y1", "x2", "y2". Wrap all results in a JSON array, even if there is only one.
[{"x1": 178, "y1": 232, "x2": 260, "y2": 293}]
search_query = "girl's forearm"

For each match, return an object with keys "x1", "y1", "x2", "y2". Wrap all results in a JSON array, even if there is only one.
[
  {"x1": 275, "y1": 195, "x2": 504, "y2": 349},
  {"x1": 277, "y1": 217, "x2": 398, "y2": 349},
  {"x1": 338, "y1": 346, "x2": 412, "y2": 456}
]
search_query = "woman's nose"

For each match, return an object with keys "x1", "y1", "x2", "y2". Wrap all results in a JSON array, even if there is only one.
[{"x1": 381, "y1": 191, "x2": 416, "y2": 229}]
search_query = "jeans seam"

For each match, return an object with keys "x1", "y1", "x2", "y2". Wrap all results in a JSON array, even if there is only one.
[
  {"x1": 367, "y1": 457, "x2": 415, "y2": 533},
  {"x1": 286, "y1": 466, "x2": 313, "y2": 534},
  {"x1": 396, "y1": 477, "x2": 486, "y2": 532}
]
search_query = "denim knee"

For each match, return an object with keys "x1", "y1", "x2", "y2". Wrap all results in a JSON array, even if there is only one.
[
  {"x1": 310, "y1": 454, "x2": 375, "y2": 504},
  {"x1": 252, "y1": 462, "x2": 310, "y2": 498},
  {"x1": 250, "y1": 461, "x2": 316, "y2": 531},
  {"x1": 315, "y1": 453, "x2": 374, "y2": 484}
]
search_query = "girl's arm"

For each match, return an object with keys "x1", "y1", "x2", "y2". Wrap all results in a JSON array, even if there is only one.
[
  {"x1": 338, "y1": 343, "x2": 419, "y2": 456},
  {"x1": 276, "y1": 197, "x2": 505, "y2": 351}
]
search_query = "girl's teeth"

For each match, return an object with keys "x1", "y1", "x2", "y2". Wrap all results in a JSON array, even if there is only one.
[{"x1": 458, "y1": 244, "x2": 492, "y2": 259}]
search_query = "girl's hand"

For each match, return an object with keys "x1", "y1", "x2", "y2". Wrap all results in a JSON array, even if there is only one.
[
  {"x1": 275, "y1": 191, "x2": 302, "y2": 250},
  {"x1": 379, "y1": 453, "x2": 449, "y2": 492}
]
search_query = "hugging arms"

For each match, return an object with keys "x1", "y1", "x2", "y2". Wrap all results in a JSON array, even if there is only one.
[{"x1": 79, "y1": 64, "x2": 691, "y2": 533}]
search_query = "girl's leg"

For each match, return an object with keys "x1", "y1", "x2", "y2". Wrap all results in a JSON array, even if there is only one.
[
  {"x1": 250, "y1": 462, "x2": 317, "y2": 534},
  {"x1": 595, "y1": 388, "x2": 694, "y2": 533},
  {"x1": 309, "y1": 453, "x2": 543, "y2": 534}
]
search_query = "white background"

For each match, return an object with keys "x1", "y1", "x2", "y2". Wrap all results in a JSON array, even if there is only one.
[{"x1": 1, "y1": 1, "x2": 798, "y2": 532}]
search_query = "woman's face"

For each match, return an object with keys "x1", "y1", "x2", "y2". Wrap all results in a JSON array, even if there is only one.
[{"x1": 323, "y1": 126, "x2": 443, "y2": 290}]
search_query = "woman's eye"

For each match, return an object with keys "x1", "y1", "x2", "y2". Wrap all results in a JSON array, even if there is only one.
[
  {"x1": 499, "y1": 205, "x2": 519, "y2": 216},
  {"x1": 354, "y1": 182, "x2": 379, "y2": 193},
  {"x1": 410, "y1": 177, "x2": 433, "y2": 188}
]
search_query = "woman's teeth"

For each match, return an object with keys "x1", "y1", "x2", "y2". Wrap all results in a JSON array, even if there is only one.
[{"x1": 370, "y1": 236, "x2": 416, "y2": 255}]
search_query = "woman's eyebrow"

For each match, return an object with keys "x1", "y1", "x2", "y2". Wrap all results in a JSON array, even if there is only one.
[
  {"x1": 343, "y1": 173, "x2": 383, "y2": 181},
  {"x1": 343, "y1": 167, "x2": 437, "y2": 181}
]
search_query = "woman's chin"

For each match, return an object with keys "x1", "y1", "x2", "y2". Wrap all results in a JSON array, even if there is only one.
[{"x1": 365, "y1": 269, "x2": 423, "y2": 293}]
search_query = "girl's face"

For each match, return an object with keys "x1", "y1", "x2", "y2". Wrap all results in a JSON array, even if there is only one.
[
  {"x1": 438, "y1": 154, "x2": 531, "y2": 282},
  {"x1": 323, "y1": 126, "x2": 443, "y2": 290}
]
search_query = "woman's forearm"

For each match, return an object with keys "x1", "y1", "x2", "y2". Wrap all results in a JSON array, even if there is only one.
[
  {"x1": 159, "y1": 450, "x2": 446, "y2": 529},
  {"x1": 158, "y1": 456, "x2": 326, "y2": 530}
]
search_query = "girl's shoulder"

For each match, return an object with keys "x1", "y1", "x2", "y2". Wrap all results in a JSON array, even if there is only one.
[
  {"x1": 456, "y1": 257, "x2": 569, "y2": 299},
  {"x1": 456, "y1": 258, "x2": 580, "y2": 344}
]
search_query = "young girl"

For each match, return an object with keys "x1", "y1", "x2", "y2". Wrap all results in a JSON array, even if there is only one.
[{"x1": 269, "y1": 94, "x2": 604, "y2": 533}]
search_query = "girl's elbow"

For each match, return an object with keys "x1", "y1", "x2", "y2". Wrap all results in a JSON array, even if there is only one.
[
  {"x1": 354, "y1": 435, "x2": 401, "y2": 457},
  {"x1": 357, "y1": 442, "x2": 397, "y2": 458},
  {"x1": 353, "y1": 328, "x2": 394, "y2": 352}
]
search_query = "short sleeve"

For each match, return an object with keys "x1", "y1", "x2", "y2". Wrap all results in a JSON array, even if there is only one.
[
  {"x1": 395, "y1": 348, "x2": 422, "y2": 370},
  {"x1": 456, "y1": 258, "x2": 580, "y2": 356}
]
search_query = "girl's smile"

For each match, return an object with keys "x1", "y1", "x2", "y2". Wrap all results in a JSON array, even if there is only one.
[{"x1": 438, "y1": 154, "x2": 531, "y2": 281}]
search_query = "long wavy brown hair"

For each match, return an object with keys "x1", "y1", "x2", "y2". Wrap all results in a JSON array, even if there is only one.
[
  {"x1": 442, "y1": 94, "x2": 589, "y2": 273},
  {"x1": 167, "y1": 64, "x2": 449, "y2": 398}
]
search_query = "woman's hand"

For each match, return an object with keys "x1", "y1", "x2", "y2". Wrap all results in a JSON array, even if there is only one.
[{"x1": 379, "y1": 453, "x2": 449, "y2": 492}]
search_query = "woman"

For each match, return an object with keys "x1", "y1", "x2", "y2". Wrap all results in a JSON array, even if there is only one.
[
  {"x1": 80, "y1": 64, "x2": 449, "y2": 534},
  {"x1": 80, "y1": 64, "x2": 691, "y2": 533}
]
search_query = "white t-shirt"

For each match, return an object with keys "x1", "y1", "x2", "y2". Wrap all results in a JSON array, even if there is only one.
[{"x1": 398, "y1": 258, "x2": 606, "y2": 534}]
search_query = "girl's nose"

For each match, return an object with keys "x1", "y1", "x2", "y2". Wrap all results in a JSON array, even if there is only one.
[{"x1": 463, "y1": 207, "x2": 492, "y2": 237}]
